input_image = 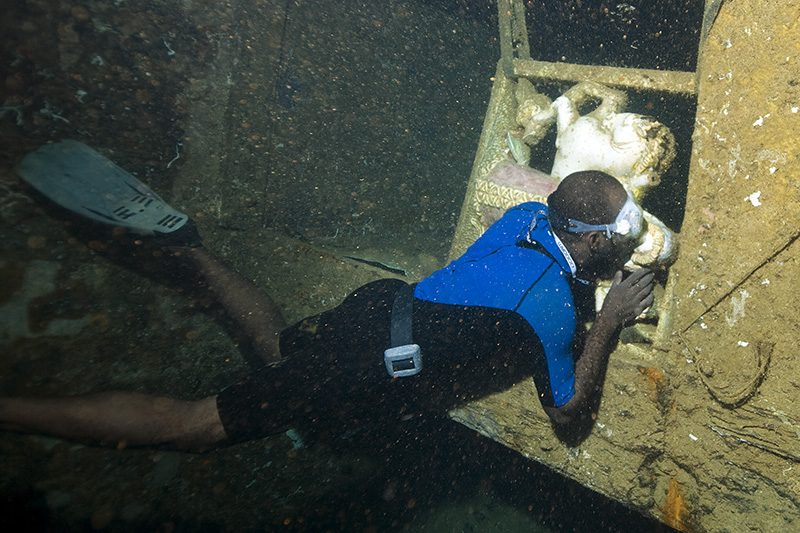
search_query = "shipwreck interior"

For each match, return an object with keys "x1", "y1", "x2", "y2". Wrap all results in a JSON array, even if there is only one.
[{"x1": 3, "y1": 1, "x2": 800, "y2": 532}]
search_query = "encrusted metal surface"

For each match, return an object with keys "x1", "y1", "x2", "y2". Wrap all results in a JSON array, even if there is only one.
[{"x1": 449, "y1": 1, "x2": 800, "y2": 531}]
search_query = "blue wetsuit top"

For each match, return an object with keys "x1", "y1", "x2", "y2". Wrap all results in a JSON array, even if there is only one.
[{"x1": 415, "y1": 202, "x2": 577, "y2": 407}]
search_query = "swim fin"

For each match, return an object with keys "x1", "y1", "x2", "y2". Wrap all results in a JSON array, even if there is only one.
[{"x1": 15, "y1": 140, "x2": 188, "y2": 235}]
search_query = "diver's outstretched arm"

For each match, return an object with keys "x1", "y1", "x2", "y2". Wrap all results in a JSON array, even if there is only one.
[
  {"x1": 0, "y1": 392, "x2": 227, "y2": 452},
  {"x1": 544, "y1": 268, "x2": 654, "y2": 427},
  {"x1": 183, "y1": 247, "x2": 287, "y2": 364}
]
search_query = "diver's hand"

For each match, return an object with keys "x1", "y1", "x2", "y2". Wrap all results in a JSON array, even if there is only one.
[{"x1": 598, "y1": 268, "x2": 655, "y2": 328}]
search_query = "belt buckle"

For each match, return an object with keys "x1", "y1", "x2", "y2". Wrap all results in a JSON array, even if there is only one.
[{"x1": 384, "y1": 344, "x2": 422, "y2": 378}]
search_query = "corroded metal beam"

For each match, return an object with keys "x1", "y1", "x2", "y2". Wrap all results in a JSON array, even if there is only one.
[
  {"x1": 513, "y1": 58, "x2": 698, "y2": 96},
  {"x1": 498, "y1": 0, "x2": 531, "y2": 77}
]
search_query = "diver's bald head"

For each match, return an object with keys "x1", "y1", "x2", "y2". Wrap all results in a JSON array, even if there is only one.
[{"x1": 547, "y1": 171, "x2": 626, "y2": 234}]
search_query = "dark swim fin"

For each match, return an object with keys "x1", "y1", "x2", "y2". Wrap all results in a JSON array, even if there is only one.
[{"x1": 15, "y1": 140, "x2": 188, "y2": 235}]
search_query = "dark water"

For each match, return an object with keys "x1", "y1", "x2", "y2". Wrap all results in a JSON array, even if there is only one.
[
  {"x1": 0, "y1": 0, "x2": 699, "y2": 530},
  {"x1": 521, "y1": 0, "x2": 704, "y2": 231}
]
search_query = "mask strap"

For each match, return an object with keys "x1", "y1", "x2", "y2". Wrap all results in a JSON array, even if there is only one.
[{"x1": 551, "y1": 233, "x2": 591, "y2": 284}]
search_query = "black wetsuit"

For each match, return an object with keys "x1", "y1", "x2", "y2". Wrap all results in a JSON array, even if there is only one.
[
  {"x1": 217, "y1": 278, "x2": 546, "y2": 443},
  {"x1": 216, "y1": 203, "x2": 596, "y2": 444}
]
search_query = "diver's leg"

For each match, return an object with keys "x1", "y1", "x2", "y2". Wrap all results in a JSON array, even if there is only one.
[
  {"x1": 180, "y1": 247, "x2": 287, "y2": 364},
  {"x1": 0, "y1": 392, "x2": 227, "y2": 452}
]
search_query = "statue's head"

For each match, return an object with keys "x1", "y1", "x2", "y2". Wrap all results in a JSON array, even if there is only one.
[{"x1": 605, "y1": 113, "x2": 677, "y2": 191}]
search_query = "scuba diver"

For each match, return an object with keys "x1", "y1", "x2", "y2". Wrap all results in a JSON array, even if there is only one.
[{"x1": 0, "y1": 140, "x2": 653, "y2": 451}]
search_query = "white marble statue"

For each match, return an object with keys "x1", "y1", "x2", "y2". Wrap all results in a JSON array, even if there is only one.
[{"x1": 514, "y1": 80, "x2": 678, "y2": 270}]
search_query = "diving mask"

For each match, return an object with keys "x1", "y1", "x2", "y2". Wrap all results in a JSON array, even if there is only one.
[{"x1": 562, "y1": 192, "x2": 644, "y2": 239}]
